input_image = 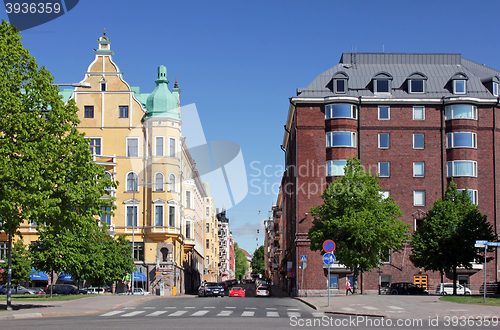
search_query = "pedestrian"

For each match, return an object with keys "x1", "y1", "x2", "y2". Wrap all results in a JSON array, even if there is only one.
[
  {"x1": 122, "y1": 271, "x2": 131, "y2": 294},
  {"x1": 346, "y1": 280, "x2": 353, "y2": 295}
]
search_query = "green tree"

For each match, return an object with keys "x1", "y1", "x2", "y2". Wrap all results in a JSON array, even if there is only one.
[
  {"x1": 0, "y1": 239, "x2": 32, "y2": 289},
  {"x1": 251, "y1": 245, "x2": 265, "y2": 275},
  {"x1": 234, "y1": 243, "x2": 249, "y2": 280},
  {"x1": 0, "y1": 21, "x2": 114, "y2": 303},
  {"x1": 410, "y1": 181, "x2": 495, "y2": 295},
  {"x1": 308, "y1": 157, "x2": 409, "y2": 292}
]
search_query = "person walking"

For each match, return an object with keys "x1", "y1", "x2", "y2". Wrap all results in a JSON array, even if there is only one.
[{"x1": 346, "y1": 280, "x2": 353, "y2": 295}]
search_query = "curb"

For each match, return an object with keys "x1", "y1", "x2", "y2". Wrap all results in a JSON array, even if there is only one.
[{"x1": 295, "y1": 297, "x2": 318, "y2": 310}]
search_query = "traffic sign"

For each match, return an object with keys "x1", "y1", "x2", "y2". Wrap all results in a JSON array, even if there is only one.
[
  {"x1": 323, "y1": 252, "x2": 335, "y2": 265},
  {"x1": 300, "y1": 255, "x2": 307, "y2": 262},
  {"x1": 488, "y1": 242, "x2": 500, "y2": 246},
  {"x1": 301, "y1": 262, "x2": 307, "y2": 269},
  {"x1": 323, "y1": 240, "x2": 336, "y2": 253}
]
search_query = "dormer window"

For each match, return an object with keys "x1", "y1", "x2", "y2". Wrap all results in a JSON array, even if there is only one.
[
  {"x1": 493, "y1": 82, "x2": 499, "y2": 97},
  {"x1": 407, "y1": 72, "x2": 427, "y2": 94},
  {"x1": 454, "y1": 80, "x2": 466, "y2": 94},
  {"x1": 372, "y1": 72, "x2": 393, "y2": 94},
  {"x1": 331, "y1": 72, "x2": 349, "y2": 94},
  {"x1": 335, "y1": 79, "x2": 346, "y2": 93},
  {"x1": 100, "y1": 77, "x2": 107, "y2": 92}
]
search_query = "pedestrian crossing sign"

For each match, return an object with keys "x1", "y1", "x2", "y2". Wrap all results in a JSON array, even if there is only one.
[{"x1": 300, "y1": 255, "x2": 307, "y2": 262}]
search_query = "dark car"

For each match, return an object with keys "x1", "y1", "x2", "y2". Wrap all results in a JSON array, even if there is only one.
[
  {"x1": 45, "y1": 284, "x2": 79, "y2": 295},
  {"x1": 198, "y1": 282, "x2": 224, "y2": 297},
  {"x1": 389, "y1": 282, "x2": 428, "y2": 295}
]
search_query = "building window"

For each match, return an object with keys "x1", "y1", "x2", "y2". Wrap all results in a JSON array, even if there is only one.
[
  {"x1": 100, "y1": 80, "x2": 106, "y2": 92},
  {"x1": 168, "y1": 206, "x2": 175, "y2": 227},
  {"x1": 84, "y1": 106, "x2": 94, "y2": 118},
  {"x1": 325, "y1": 104, "x2": 357, "y2": 120},
  {"x1": 185, "y1": 191, "x2": 192, "y2": 209},
  {"x1": 155, "y1": 136, "x2": 164, "y2": 156},
  {"x1": 413, "y1": 162, "x2": 425, "y2": 177},
  {"x1": 87, "y1": 138, "x2": 102, "y2": 155},
  {"x1": 445, "y1": 105, "x2": 477, "y2": 120},
  {"x1": 409, "y1": 80, "x2": 424, "y2": 93},
  {"x1": 375, "y1": 79, "x2": 390, "y2": 93},
  {"x1": 168, "y1": 174, "x2": 175, "y2": 192},
  {"x1": 155, "y1": 205, "x2": 163, "y2": 226},
  {"x1": 326, "y1": 160, "x2": 347, "y2": 176},
  {"x1": 326, "y1": 131, "x2": 356, "y2": 148},
  {"x1": 494, "y1": 82, "x2": 499, "y2": 97},
  {"x1": 378, "y1": 162, "x2": 390, "y2": 177},
  {"x1": 328, "y1": 275, "x2": 338, "y2": 288},
  {"x1": 335, "y1": 79, "x2": 346, "y2": 93},
  {"x1": 169, "y1": 138, "x2": 176, "y2": 157},
  {"x1": 100, "y1": 206, "x2": 112, "y2": 226},
  {"x1": 206, "y1": 239, "x2": 210, "y2": 249},
  {"x1": 130, "y1": 242, "x2": 144, "y2": 261},
  {"x1": 415, "y1": 218, "x2": 424, "y2": 230},
  {"x1": 154, "y1": 173, "x2": 164, "y2": 191},
  {"x1": 381, "y1": 249, "x2": 391, "y2": 263},
  {"x1": 127, "y1": 172, "x2": 139, "y2": 192},
  {"x1": 378, "y1": 133, "x2": 390, "y2": 149},
  {"x1": 378, "y1": 106, "x2": 390, "y2": 120},
  {"x1": 413, "y1": 133, "x2": 425, "y2": 149},
  {"x1": 380, "y1": 275, "x2": 391, "y2": 288},
  {"x1": 127, "y1": 138, "x2": 139, "y2": 157},
  {"x1": 0, "y1": 241, "x2": 7, "y2": 260},
  {"x1": 206, "y1": 207, "x2": 210, "y2": 217},
  {"x1": 414, "y1": 191, "x2": 426, "y2": 206},
  {"x1": 454, "y1": 80, "x2": 466, "y2": 94},
  {"x1": 126, "y1": 205, "x2": 138, "y2": 227},
  {"x1": 458, "y1": 189, "x2": 479, "y2": 205},
  {"x1": 413, "y1": 106, "x2": 425, "y2": 120},
  {"x1": 206, "y1": 223, "x2": 210, "y2": 233},
  {"x1": 379, "y1": 191, "x2": 390, "y2": 200},
  {"x1": 447, "y1": 160, "x2": 477, "y2": 177},
  {"x1": 119, "y1": 106, "x2": 129, "y2": 118},
  {"x1": 446, "y1": 132, "x2": 477, "y2": 148},
  {"x1": 186, "y1": 220, "x2": 191, "y2": 239}
]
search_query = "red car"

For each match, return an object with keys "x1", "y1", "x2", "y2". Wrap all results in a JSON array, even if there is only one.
[{"x1": 229, "y1": 287, "x2": 245, "y2": 297}]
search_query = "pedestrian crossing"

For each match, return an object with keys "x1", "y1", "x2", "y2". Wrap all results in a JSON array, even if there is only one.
[{"x1": 100, "y1": 307, "x2": 327, "y2": 319}]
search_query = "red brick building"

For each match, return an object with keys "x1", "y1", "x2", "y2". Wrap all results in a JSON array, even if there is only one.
[{"x1": 280, "y1": 53, "x2": 500, "y2": 295}]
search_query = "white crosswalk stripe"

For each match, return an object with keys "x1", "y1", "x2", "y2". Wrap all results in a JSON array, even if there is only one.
[
  {"x1": 267, "y1": 311, "x2": 279, "y2": 317},
  {"x1": 121, "y1": 311, "x2": 145, "y2": 317},
  {"x1": 100, "y1": 311, "x2": 125, "y2": 317},
  {"x1": 312, "y1": 312, "x2": 325, "y2": 317},
  {"x1": 241, "y1": 311, "x2": 255, "y2": 317},
  {"x1": 168, "y1": 311, "x2": 187, "y2": 317},
  {"x1": 362, "y1": 306, "x2": 378, "y2": 310},
  {"x1": 165, "y1": 307, "x2": 176, "y2": 309},
  {"x1": 387, "y1": 306, "x2": 404, "y2": 310},
  {"x1": 191, "y1": 310, "x2": 210, "y2": 317},
  {"x1": 217, "y1": 310, "x2": 233, "y2": 317},
  {"x1": 287, "y1": 312, "x2": 301, "y2": 317},
  {"x1": 146, "y1": 311, "x2": 168, "y2": 317}
]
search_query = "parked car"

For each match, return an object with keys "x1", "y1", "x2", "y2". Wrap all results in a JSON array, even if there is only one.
[
  {"x1": 0, "y1": 285, "x2": 36, "y2": 295},
  {"x1": 480, "y1": 282, "x2": 500, "y2": 295},
  {"x1": 45, "y1": 284, "x2": 79, "y2": 295},
  {"x1": 436, "y1": 283, "x2": 471, "y2": 295},
  {"x1": 198, "y1": 282, "x2": 224, "y2": 297},
  {"x1": 389, "y1": 282, "x2": 428, "y2": 295},
  {"x1": 229, "y1": 286, "x2": 245, "y2": 297},
  {"x1": 256, "y1": 285, "x2": 271, "y2": 297},
  {"x1": 87, "y1": 287, "x2": 106, "y2": 294},
  {"x1": 131, "y1": 288, "x2": 150, "y2": 295}
]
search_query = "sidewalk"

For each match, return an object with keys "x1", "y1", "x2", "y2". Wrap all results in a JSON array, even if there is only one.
[{"x1": 0, "y1": 295, "x2": 157, "y2": 320}]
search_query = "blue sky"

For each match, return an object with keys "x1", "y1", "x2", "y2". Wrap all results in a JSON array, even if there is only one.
[{"x1": 3, "y1": 0, "x2": 500, "y2": 254}]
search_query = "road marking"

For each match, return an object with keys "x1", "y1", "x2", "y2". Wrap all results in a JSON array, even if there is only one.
[
  {"x1": 341, "y1": 307, "x2": 356, "y2": 311},
  {"x1": 266, "y1": 308, "x2": 277, "y2": 310},
  {"x1": 287, "y1": 308, "x2": 300, "y2": 311},
  {"x1": 168, "y1": 311, "x2": 188, "y2": 317},
  {"x1": 121, "y1": 311, "x2": 145, "y2": 317},
  {"x1": 217, "y1": 310, "x2": 233, "y2": 317},
  {"x1": 123, "y1": 307, "x2": 136, "y2": 309},
  {"x1": 143, "y1": 307, "x2": 155, "y2": 309},
  {"x1": 146, "y1": 311, "x2": 168, "y2": 317},
  {"x1": 362, "y1": 306, "x2": 378, "y2": 310},
  {"x1": 241, "y1": 311, "x2": 255, "y2": 317},
  {"x1": 205, "y1": 306, "x2": 215, "y2": 309},
  {"x1": 191, "y1": 310, "x2": 210, "y2": 317},
  {"x1": 185, "y1": 307, "x2": 195, "y2": 309},
  {"x1": 312, "y1": 312, "x2": 325, "y2": 317},
  {"x1": 225, "y1": 306, "x2": 236, "y2": 309},
  {"x1": 165, "y1": 307, "x2": 177, "y2": 309},
  {"x1": 287, "y1": 312, "x2": 301, "y2": 317},
  {"x1": 267, "y1": 311, "x2": 279, "y2": 317},
  {"x1": 100, "y1": 311, "x2": 125, "y2": 317},
  {"x1": 387, "y1": 306, "x2": 404, "y2": 310},
  {"x1": 245, "y1": 307, "x2": 257, "y2": 310}
]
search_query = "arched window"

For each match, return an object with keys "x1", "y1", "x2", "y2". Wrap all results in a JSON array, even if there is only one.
[
  {"x1": 105, "y1": 171, "x2": 113, "y2": 192},
  {"x1": 160, "y1": 248, "x2": 169, "y2": 262},
  {"x1": 155, "y1": 173, "x2": 164, "y2": 191},
  {"x1": 127, "y1": 172, "x2": 138, "y2": 191},
  {"x1": 168, "y1": 174, "x2": 175, "y2": 192}
]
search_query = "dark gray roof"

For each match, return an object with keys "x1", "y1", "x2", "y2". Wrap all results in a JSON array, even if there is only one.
[{"x1": 297, "y1": 53, "x2": 500, "y2": 100}]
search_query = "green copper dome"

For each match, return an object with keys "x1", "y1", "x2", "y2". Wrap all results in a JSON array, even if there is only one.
[{"x1": 145, "y1": 66, "x2": 179, "y2": 119}]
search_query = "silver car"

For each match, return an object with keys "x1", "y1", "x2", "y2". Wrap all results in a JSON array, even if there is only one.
[{"x1": 0, "y1": 285, "x2": 36, "y2": 295}]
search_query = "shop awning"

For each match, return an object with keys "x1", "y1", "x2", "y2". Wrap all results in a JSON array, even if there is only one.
[
  {"x1": 58, "y1": 271, "x2": 73, "y2": 282},
  {"x1": 132, "y1": 271, "x2": 147, "y2": 282},
  {"x1": 30, "y1": 268, "x2": 49, "y2": 281}
]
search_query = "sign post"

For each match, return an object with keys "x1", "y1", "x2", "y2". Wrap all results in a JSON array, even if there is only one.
[
  {"x1": 300, "y1": 262, "x2": 306, "y2": 297},
  {"x1": 323, "y1": 252, "x2": 335, "y2": 307}
]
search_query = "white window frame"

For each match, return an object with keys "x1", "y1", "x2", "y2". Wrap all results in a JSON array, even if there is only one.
[
  {"x1": 168, "y1": 204, "x2": 176, "y2": 227},
  {"x1": 126, "y1": 171, "x2": 139, "y2": 192},
  {"x1": 126, "y1": 137, "x2": 139, "y2": 158},
  {"x1": 446, "y1": 132, "x2": 477, "y2": 149},
  {"x1": 185, "y1": 190, "x2": 193, "y2": 209},
  {"x1": 413, "y1": 162, "x2": 425, "y2": 177},
  {"x1": 169, "y1": 137, "x2": 177, "y2": 158},
  {"x1": 154, "y1": 172, "x2": 164, "y2": 192},
  {"x1": 447, "y1": 160, "x2": 478, "y2": 177},
  {"x1": 168, "y1": 173, "x2": 176, "y2": 192},
  {"x1": 378, "y1": 106, "x2": 390, "y2": 120},
  {"x1": 379, "y1": 190, "x2": 390, "y2": 200},
  {"x1": 325, "y1": 104, "x2": 357, "y2": 120},
  {"x1": 454, "y1": 80, "x2": 466, "y2": 94},
  {"x1": 335, "y1": 79, "x2": 346, "y2": 94},
  {"x1": 374, "y1": 79, "x2": 391, "y2": 94},
  {"x1": 326, "y1": 131, "x2": 357, "y2": 148},
  {"x1": 86, "y1": 137, "x2": 102, "y2": 156},
  {"x1": 378, "y1": 162, "x2": 390, "y2": 177},
  {"x1": 125, "y1": 204, "x2": 138, "y2": 227},
  {"x1": 154, "y1": 204, "x2": 164, "y2": 227},
  {"x1": 494, "y1": 82, "x2": 499, "y2": 97},
  {"x1": 458, "y1": 189, "x2": 479, "y2": 205},
  {"x1": 445, "y1": 105, "x2": 478, "y2": 120},
  {"x1": 413, "y1": 133, "x2": 425, "y2": 149},
  {"x1": 100, "y1": 206, "x2": 112, "y2": 226},
  {"x1": 185, "y1": 219, "x2": 192, "y2": 239},
  {"x1": 413, "y1": 191, "x2": 426, "y2": 206},
  {"x1": 409, "y1": 80, "x2": 425, "y2": 94},
  {"x1": 378, "y1": 133, "x2": 390, "y2": 149},
  {"x1": 326, "y1": 160, "x2": 348, "y2": 176},
  {"x1": 413, "y1": 106, "x2": 425, "y2": 120},
  {"x1": 155, "y1": 136, "x2": 164, "y2": 156}
]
